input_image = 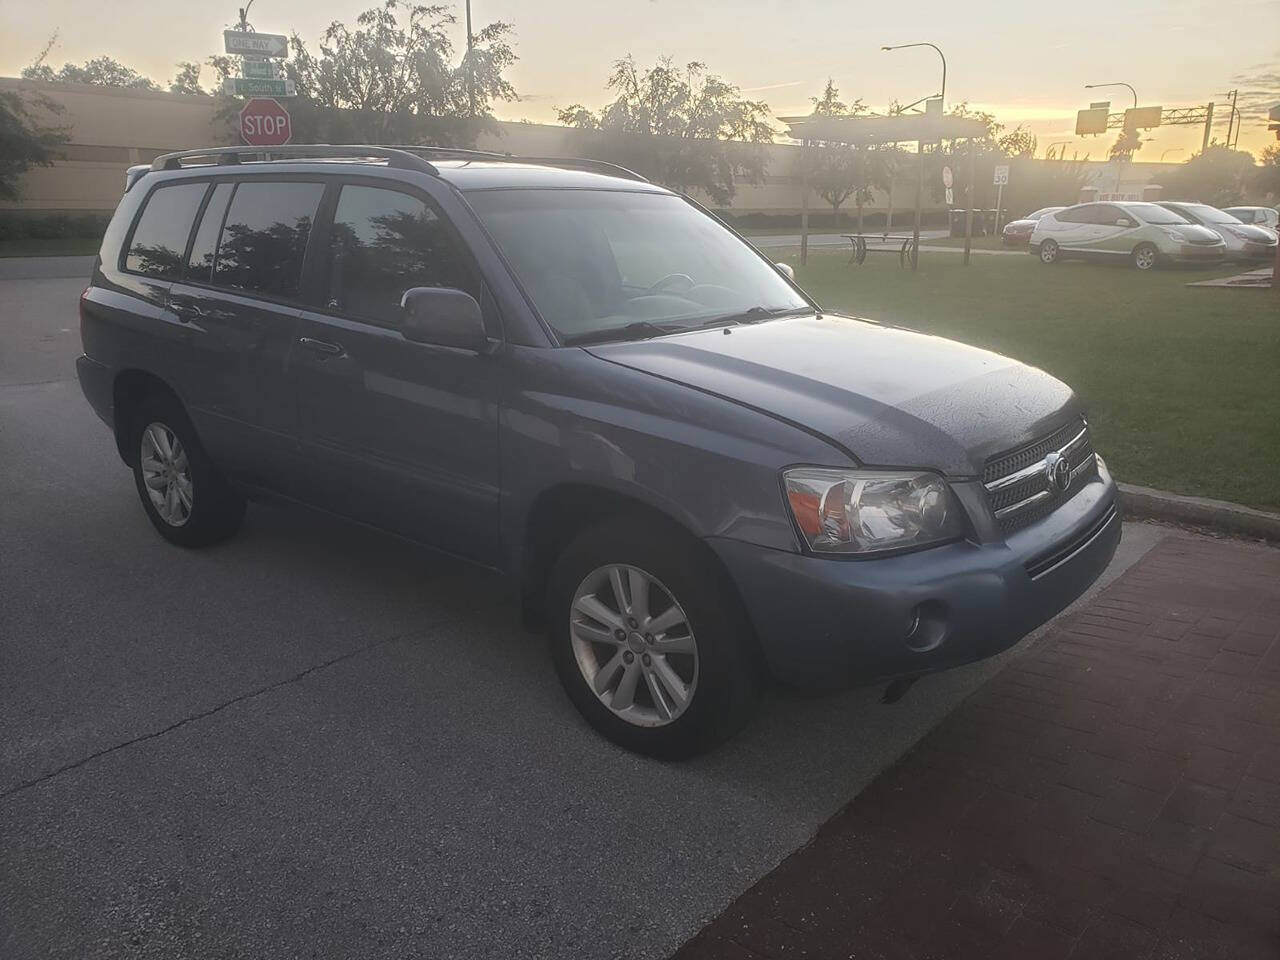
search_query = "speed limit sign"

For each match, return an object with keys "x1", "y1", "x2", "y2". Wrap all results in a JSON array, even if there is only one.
[{"x1": 993, "y1": 164, "x2": 1010, "y2": 186}]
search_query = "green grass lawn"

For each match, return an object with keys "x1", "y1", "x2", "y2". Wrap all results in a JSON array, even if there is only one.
[
  {"x1": 923, "y1": 234, "x2": 1013, "y2": 251},
  {"x1": 774, "y1": 249, "x2": 1280, "y2": 510},
  {"x1": 0, "y1": 237, "x2": 102, "y2": 258}
]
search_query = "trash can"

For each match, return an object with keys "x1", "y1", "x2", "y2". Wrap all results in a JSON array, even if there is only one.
[{"x1": 949, "y1": 209, "x2": 969, "y2": 238}]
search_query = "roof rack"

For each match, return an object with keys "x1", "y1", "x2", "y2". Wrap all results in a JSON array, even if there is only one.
[
  {"x1": 149, "y1": 144, "x2": 439, "y2": 175},
  {"x1": 146, "y1": 143, "x2": 648, "y2": 184},
  {"x1": 380, "y1": 145, "x2": 648, "y2": 182}
]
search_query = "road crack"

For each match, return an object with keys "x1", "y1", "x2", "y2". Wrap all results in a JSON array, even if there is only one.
[{"x1": 0, "y1": 630, "x2": 424, "y2": 802}]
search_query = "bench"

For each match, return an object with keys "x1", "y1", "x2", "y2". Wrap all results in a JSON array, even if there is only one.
[{"x1": 842, "y1": 234, "x2": 920, "y2": 268}]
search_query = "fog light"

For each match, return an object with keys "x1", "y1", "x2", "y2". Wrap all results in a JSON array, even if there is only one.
[{"x1": 906, "y1": 600, "x2": 948, "y2": 653}]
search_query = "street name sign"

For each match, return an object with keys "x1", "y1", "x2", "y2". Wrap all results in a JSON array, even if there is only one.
[
  {"x1": 242, "y1": 60, "x2": 280, "y2": 79},
  {"x1": 223, "y1": 31, "x2": 289, "y2": 58},
  {"x1": 239, "y1": 98, "x2": 292, "y2": 146},
  {"x1": 223, "y1": 77, "x2": 296, "y2": 98}
]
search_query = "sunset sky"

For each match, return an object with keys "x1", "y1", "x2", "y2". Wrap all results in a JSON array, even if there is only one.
[{"x1": 2, "y1": 0, "x2": 1277, "y2": 159}]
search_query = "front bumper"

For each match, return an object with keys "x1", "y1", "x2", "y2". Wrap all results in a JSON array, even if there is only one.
[
  {"x1": 1227, "y1": 241, "x2": 1278, "y2": 261},
  {"x1": 1162, "y1": 244, "x2": 1225, "y2": 263},
  {"x1": 709, "y1": 467, "x2": 1121, "y2": 688}
]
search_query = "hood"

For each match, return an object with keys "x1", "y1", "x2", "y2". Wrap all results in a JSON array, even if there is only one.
[
  {"x1": 585, "y1": 314, "x2": 1078, "y2": 477},
  {"x1": 1004, "y1": 219, "x2": 1036, "y2": 230},
  {"x1": 1168, "y1": 223, "x2": 1225, "y2": 244},
  {"x1": 1227, "y1": 223, "x2": 1277, "y2": 243}
]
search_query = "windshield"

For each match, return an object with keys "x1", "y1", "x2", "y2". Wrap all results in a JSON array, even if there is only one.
[
  {"x1": 1028, "y1": 207, "x2": 1062, "y2": 220},
  {"x1": 466, "y1": 189, "x2": 810, "y2": 343},
  {"x1": 1178, "y1": 203, "x2": 1241, "y2": 224},
  {"x1": 1122, "y1": 202, "x2": 1191, "y2": 225}
]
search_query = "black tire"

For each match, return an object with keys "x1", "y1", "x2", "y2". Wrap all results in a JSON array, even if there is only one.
[
  {"x1": 128, "y1": 392, "x2": 245, "y2": 547},
  {"x1": 1132, "y1": 243, "x2": 1159, "y2": 271},
  {"x1": 547, "y1": 516, "x2": 760, "y2": 758},
  {"x1": 1038, "y1": 239, "x2": 1060, "y2": 264}
]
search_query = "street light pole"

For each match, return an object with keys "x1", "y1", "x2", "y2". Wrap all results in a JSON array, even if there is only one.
[
  {"x1": 1160, "y1": 148, "x2": 1183, "y2": 162},
  {"x1": 1085, "y1": 81, "x2": 1138, "y2": 109},
  {"x1": 882, "y1": 42, "x2": 946, "y2": 113}
]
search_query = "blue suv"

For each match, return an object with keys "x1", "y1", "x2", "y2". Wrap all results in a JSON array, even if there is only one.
[{"x1": 77, "y1": 145, "x2": 1120, "y2": 756}]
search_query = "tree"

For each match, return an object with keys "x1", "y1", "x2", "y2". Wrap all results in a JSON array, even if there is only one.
[
  {"x1": 169, "y1": 62, "x2": 207, "y2": 96},
  {"x1": 795, "y1": 80, "x2": 879, "y2": 228},
  {"x1": 284, "y1": 0, "x2": 517, "y2": 145},
  {"x1": 997, "y1": 125, "x2": 1036, "y2": 159},
  {"x1": 556, "y1": 56, "x2": 774, "y2": 205},
  {"x1": 1109, "y1": 128, "x2": 1142, "y2": 161},
  {"x1": 23, "y1": 47, "x2": 161, "y2": 91},
  {"x1": 1254, "y1": 144, "x2": 1280, "y2": 200},
  {"x1": 0, "y1": 89, "x2": 68, "y2": 200},
  {"x1": 1157, "y1": 145, "x2": 1258, "y2": 207}
]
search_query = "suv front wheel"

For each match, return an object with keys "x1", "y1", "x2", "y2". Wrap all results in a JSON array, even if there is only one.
[
  {"x1": 129, "y1": 393, "x2": 246, "y2": 547},
  {"x1": 548, "y1": 517, "x2": 759, "y2": 758}
]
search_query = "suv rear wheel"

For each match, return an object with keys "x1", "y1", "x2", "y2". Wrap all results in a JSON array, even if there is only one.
[
  {"x1": 129, "y1": 393, "x2": 245, "y2": 547},
  {"x1": 547, "y1": 517, "x2": 759, "y2": 758}
]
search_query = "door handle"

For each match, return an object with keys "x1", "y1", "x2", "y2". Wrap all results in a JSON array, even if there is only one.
[
  {"x1": 168, "y1": 297, "x2": 204, "y2": 323},
  {"x1": 298, "y1": 336, "x2": 344, "y2": 356}
]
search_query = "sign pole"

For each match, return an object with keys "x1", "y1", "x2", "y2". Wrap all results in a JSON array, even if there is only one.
[
  {"x1": 995, "y1": 181, "x2": 1004, "y2": 235},
  {"x1": 964, "y1": 138, "x2": 974, "y2": 265}
]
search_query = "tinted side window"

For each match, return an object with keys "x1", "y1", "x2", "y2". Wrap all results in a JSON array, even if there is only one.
[
  {"x1": 326, "y1": 184, "x2": 476, "y2": 325},
  {"x1": 185, "y1": 182, "x2": 233, "y2": 284},
  {"x1": 1056, "y1": 205, "x2": 1090, "y2": 225},
  {"x1": 1093, "y1": 204, "x2": 1124, "y2": 225},
  {"x1": 213, "y1": 181, "x2": 324, "y2": 298},
  {"x1": 125, "y1": 183, "x2": 207, "y2": 280}
]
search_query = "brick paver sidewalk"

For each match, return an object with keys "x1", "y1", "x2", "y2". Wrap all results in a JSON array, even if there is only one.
[{"x1": 676, "y1": 536, "x2": 1280, "y2": 959}]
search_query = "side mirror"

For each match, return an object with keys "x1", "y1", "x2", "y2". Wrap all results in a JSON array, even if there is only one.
[
  {"x1": 775, "y1": 262, "x2": 795, "y2": 280},
  {"x1": 1116, "y1": 218, "x2": 1135, "y2": 228},
  {"x1": 400, "y1": 287, "x2": 489, "y2": 352}
]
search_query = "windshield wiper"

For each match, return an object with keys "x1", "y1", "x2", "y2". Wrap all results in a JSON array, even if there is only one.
[
  {"x1": 700, "y1": 306, "x2": 812, "y2": 328},
  {"x1": 562, "y1": 319, "x2": 685, "y2": 346}
]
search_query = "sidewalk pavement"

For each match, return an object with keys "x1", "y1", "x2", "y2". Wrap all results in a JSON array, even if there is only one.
[{"x1": 675, "y1": 534, "x2": 1280, "y2": 959}]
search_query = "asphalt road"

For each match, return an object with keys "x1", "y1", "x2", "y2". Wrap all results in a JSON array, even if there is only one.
[{"x1": 0, "y1": 262, "x2": 1166, "y2": 959}]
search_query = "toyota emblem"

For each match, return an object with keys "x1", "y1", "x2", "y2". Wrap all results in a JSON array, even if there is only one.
[{"x1": 1044, "y1": 452, "x2": 1073, "y2": 493}]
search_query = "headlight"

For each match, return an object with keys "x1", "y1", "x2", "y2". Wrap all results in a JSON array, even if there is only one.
[
  {"x1": 783, "y1": 468, "x2": 965, "y2": 554},
  {"x1": 1160, "y1": 228, "x2": 1186, "y2": 243}
]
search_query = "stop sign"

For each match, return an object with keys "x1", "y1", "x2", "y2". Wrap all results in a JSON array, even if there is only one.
[{"x1": 239, "y1": 98, "x2": 292, "y2": 147}]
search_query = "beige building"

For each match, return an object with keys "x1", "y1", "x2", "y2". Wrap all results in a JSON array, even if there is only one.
[
  {"x1": 1, "y1": 77, "x2": 927, "y2": 220},
  {"x1": 11, "y1": 77, "x2": 1195, "y2": 221}
]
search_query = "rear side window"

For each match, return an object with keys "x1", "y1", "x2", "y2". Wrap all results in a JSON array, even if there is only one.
[
  {"x1": 1055, "y1": 206, "x2": 1091, "y2": 224},
  {"x1": 125, "y1": 183, "x2": 207, "y2": 280},
  {"x1": 185, "y1": 182, "x2": 233, "y2": 283},
  {"x1": 213, "y1": 181, "x2": 324, "y2": 299},
  {"x1": 325, "y1": 184, "x2": 476, "y2": 325}
]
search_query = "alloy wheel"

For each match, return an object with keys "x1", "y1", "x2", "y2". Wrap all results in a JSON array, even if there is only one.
[
  {"x1": 140, "y1": 422, "x2": 193, "y2": 527},
  {"x1": 1134, "y1": 245, "x2": 1157, "y2": 270},
  {"x1": 569, "y1": 563, "x2": 699, "y2": 728}
]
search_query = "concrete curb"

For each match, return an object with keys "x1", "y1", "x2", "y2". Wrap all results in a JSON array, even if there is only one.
[{"x1": 1119, "y1": 482, "x2": 1280, "y2": 543}]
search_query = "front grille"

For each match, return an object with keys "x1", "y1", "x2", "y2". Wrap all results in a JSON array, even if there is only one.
[{"x1": 983, "y1": 419, "x2": 1098, "y2": 534}]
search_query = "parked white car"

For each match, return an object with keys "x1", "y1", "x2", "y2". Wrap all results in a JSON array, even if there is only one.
[
  {"x1": 1158, "y1": 202, "x2": 1279, "y2": 262},
  {"x1": 1222, "y1": 206, "x2": 1279, "y2": 230}
]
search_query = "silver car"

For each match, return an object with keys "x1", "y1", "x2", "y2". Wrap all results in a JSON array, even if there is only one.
[
  {"x1": 1223, "y1": 206, "x2": 1279, "y2": 231},
  {"x1": 1158, "y1": 202, "x2": 1278, "y2": 262}
]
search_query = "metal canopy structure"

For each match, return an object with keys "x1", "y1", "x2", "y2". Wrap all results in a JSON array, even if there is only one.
[
  {"x1": 780, "y1": 113, "x2": 990, "y2": 145},
  {"x1": 779, "y1": 112, "x2": 992, "y2": 270}
]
